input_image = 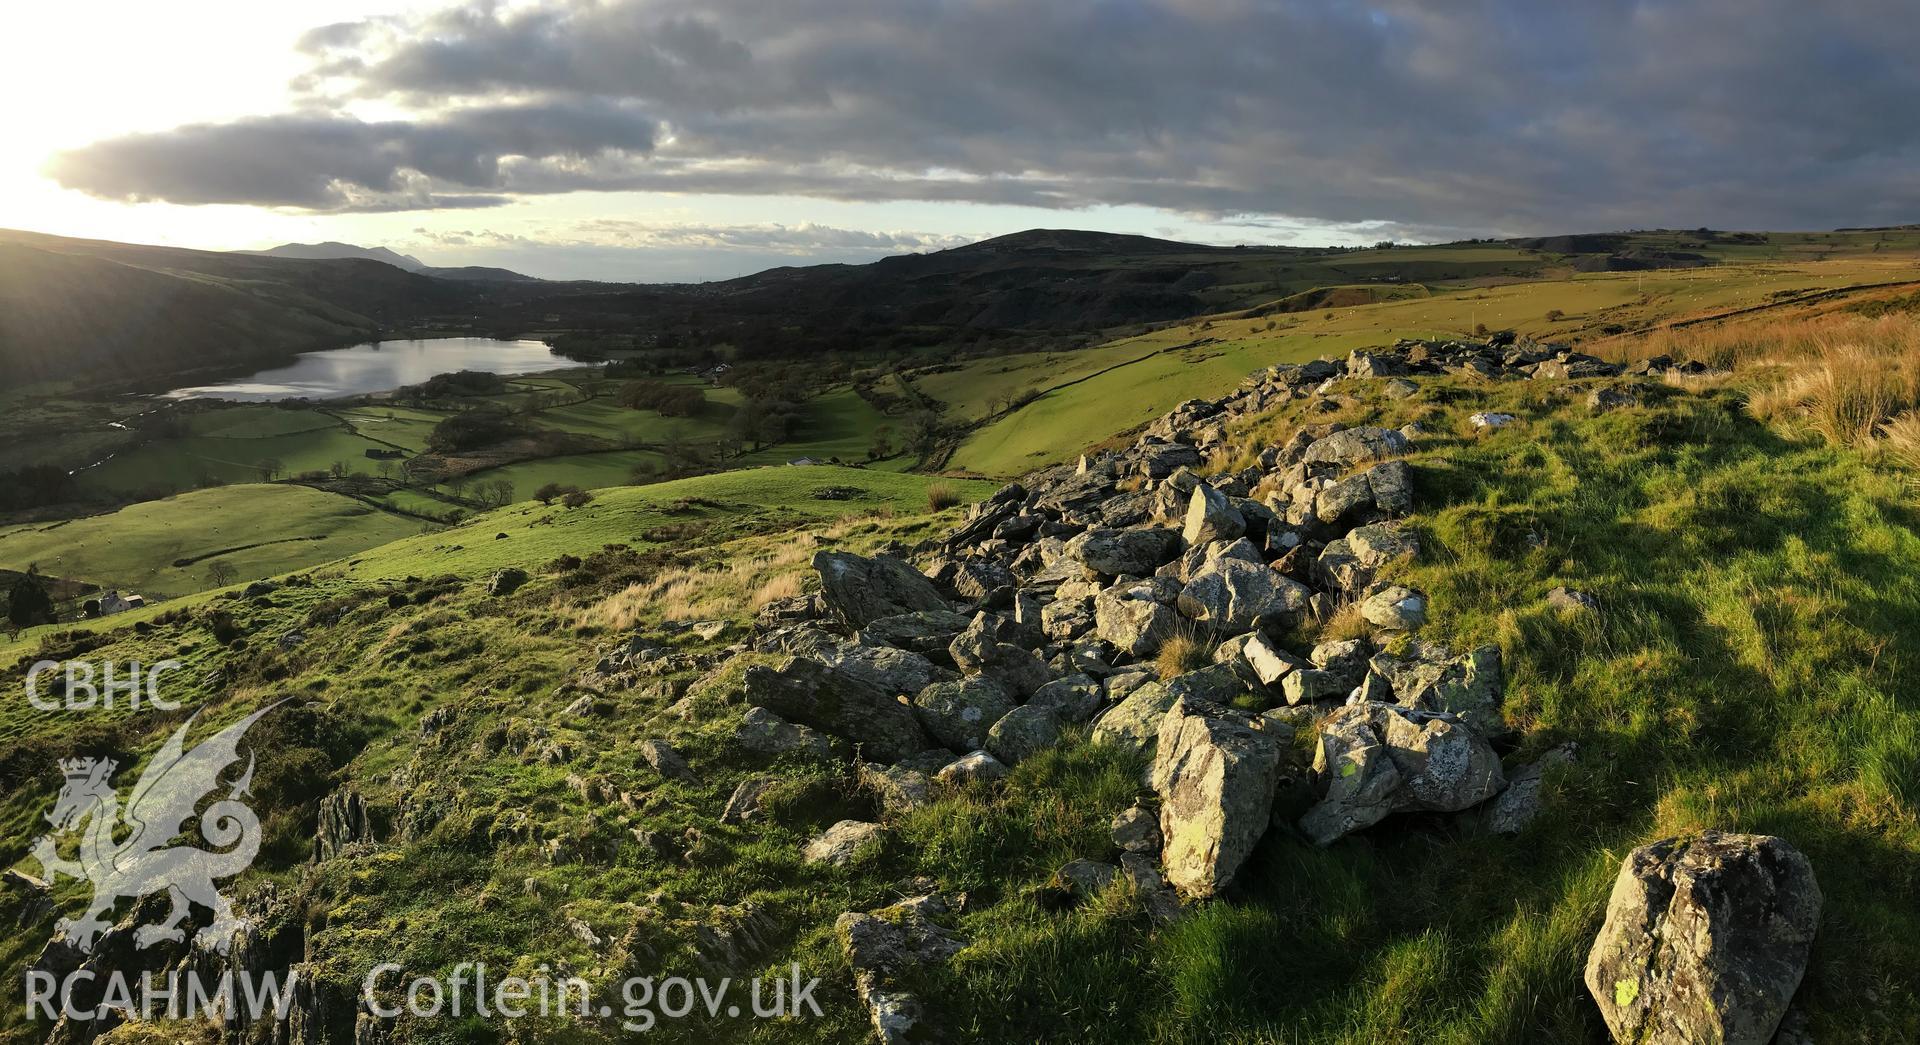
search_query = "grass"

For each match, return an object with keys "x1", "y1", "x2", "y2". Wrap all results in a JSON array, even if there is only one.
[
  {"x1": 1, "y1": 370, "x2": 1917, "y2": 1043},
  {"x1": 1155, "y1": 627, "x2": 1215, "y2": 679},
  {"x1": 0, "y1": 484, "x2": 422, "y2": 599}
]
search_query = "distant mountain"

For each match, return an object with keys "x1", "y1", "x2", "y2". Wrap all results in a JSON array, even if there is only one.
[
  {"x1": 247, "y1": 242, "x2": 540, "y2": 282},
  {"x1": 249, "y1": 241, "x2": 427, "y2": 271}
]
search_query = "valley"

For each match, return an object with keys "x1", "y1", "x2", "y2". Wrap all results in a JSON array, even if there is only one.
[{"x1": 2, "y1": 223, "x2": 1918, "y2": 1045}]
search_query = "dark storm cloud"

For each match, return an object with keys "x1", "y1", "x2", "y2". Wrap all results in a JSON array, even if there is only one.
[{"x1": 49, "y1": 0, "x2": 1920, "y2": 230}]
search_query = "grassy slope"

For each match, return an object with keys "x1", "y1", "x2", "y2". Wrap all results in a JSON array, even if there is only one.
[
  {"x1": 4, "y1": 379, "x2": 1913, "y2": 1044},
  {"x1": 946, "y1": 256, "x2": 1920, "y2": 476},
  {"x1": 0, "y1": 485, "x2": 422, "y2": 598}
]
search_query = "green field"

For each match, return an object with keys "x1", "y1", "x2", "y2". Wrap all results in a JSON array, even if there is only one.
[{"x1": 0, "y1": 484, "x2": 422, "y2": 599}]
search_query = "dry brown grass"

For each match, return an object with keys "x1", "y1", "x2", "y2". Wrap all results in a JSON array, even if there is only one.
[
  {"x1": 925, "y1": 482, "x2": 962, "y2": 512},
  {"x1": 573, "y1": 539, "x2": 816, "y2": 629},
  {"x1": 1633, "y1": 313, "x2": 1920, "y2": 451},
  {"x1": 1154, "y1": 628, "x2": 1215, "y2": 680}
]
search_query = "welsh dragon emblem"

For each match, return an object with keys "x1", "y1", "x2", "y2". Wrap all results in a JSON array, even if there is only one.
[{"x1": 28, "y1": 704, "x2": 280, "y2": 955}]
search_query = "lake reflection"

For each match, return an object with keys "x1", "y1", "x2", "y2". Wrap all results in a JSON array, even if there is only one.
[{"x1": 161, "y1": 338, "x2": 576, "y2": 401}]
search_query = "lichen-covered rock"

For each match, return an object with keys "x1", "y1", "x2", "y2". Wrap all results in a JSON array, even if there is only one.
[
  {"x1": 934, "y1": 749, "x2": 1010, "y2": 785},
  {"x1": 912, "y1": 675, "x2": 1017, "y2": 752},
  {"x1": 856, "y1": 610, "x2": 976, "y2": 657},
  {"x1": 1110, "y1": 803, "x2": 1163, "y2": 853},
  {"x1": 1302, "y1": 426, "x2": 1409, "y2": 467},
  {"x1": 1176, "y1": 557, "x2": 1311, "y2": 633},
  {"x1": 985, "y1": 704, "x2": 1063, "y2": 765},
  {"x1": 735, "y1": 707, "x2": 837, "y2": 760},
  {"x1": 1487, "y1": 743, "x2": 1576, "y2": 834},
  {"x1": 1299, "y1": 703, "x2": 1504, "y2": 844},
  {"x1": 1091, "y1": 680, "x2": 1175, "y2": 755},
  {"x1": 1360, "y1": 585, "x2": 1428, "y2": 630},
  {"x1": 1150, "y1": 696, "x2": 1286, "y2": 897},
  {"x1": 1182, "y1": 484, "x2": 1247, "y2": 547},
  {"x1": 949, "y1": 612, "x2": 1052, "y2": 696},
  {"x1": 1028, "y1": 673, "x2": 1105, "y2": 722},
  {"x1": 743, "y1": 656, "x2": 932, "y2": 763},
  {"x1": 804, "y1": 820, "x2": 884, "y2": 867},
  {"x1": 813, "y1": 550, "x2": 951, "y2": 628},
  {"x1": 639, "y1": 738, "x2": 698, "y2": 783},
  {"x1": 1585, "y1": 832, "x2": 1821, "y2": 1045},
  {"x1": 1298, "y1": 705, "x2": 1403, "y2": 845},
  {"x1": 1065, "y1": 526, "x2": 1182, "y2": 576},
  {"x1": 1093, "y1": 585, "x2": 1180, "y2": 658}
]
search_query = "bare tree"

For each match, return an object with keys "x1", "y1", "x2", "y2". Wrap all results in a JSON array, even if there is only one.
[
  {"x1": 206, "y1": 560, "x2": 238, "y2": 588},
  {"x1": 257, "y1": 457, "x2": 284, "y2": 482}
]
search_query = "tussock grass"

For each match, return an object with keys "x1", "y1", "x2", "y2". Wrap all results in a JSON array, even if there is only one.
[
  {"x1": 1154, "y1": 627, "x2": 1216, "y2": 679},
  {"x1": 926, "y1": 481, "x2": 962, "y2": 512},
  {"x1": 1637, "y1": 313, "x2": 1920, "y2": 454}
]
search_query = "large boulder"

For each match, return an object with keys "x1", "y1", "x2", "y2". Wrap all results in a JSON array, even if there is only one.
[
  {"x1": 813, "y1": 551, "x2": 950, "y2": 628},
  {"x1": 1369, "y1": 642, "x2": 1504, "y2": 733},
  {"x1": 1150, "y1": 696, "x2": 1286, "y2": 898},
  {"x1": 1585, "y1": 833, "x2": 1821, "y2": 1045},
  {"x1": 1176, "y1": 558, "x2": 1311, "y2": 634},
  {"x1": 1297, "y1": 704, "x2": 1403, "y2": 845},
  {"x1": 912, "y1": 676, "x2": 1018, "y2": 752},
  {"x1": 1093, "y1": 585, "x2": 1180, "y2": 658},
  {"x1": 1028, "y1": 673, "x2": 1105, "y2": 722},
  {"x1": 743, "y1": 656, "x2": 932, "y2": 763},
  {"x1": 1065, "y1": 527, "x2": 1182, "y2": 576}
]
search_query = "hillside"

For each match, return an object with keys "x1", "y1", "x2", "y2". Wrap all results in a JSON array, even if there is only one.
[
  {"x1": 2, "y1": 330, "x2": 1915, "y2": 1043},
  {"x1": 0, "y1": 230, "x2": 488, "y2": 386}
]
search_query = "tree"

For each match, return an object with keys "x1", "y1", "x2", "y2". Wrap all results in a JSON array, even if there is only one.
[
  {"x1": 376, "y1": 460, "x2": 393, "y2": 480},
  {"x1": 257, "y1": 457, "x2": 284, "y2": 482},
  {"x1": 206, "y1": 560, "x2": 238, "y2": 588},
  {"x1": 6, "y1": 567, "x2": 56, "y2": 631},
  {"x1": 329, "y1": 460, "x2": 347, "y2": 479},
  {"x1": 560, "y1": 489, "x2": 594, "y2": 509}
]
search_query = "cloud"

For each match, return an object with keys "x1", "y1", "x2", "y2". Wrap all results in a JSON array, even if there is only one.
[
  {"x1": 573, "y1": 220, "x2": 974, "y2": 254},
  {"x1": 49, "y1": 101, "x2": 656, "y2": 211},
  {"x1": 49, "y1": 0, "x2": 1920, "y2": 231}
]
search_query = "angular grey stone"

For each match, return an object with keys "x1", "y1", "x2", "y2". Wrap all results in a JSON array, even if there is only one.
[
  {"x1": 949, "y1": 612, "x2": 1052, "y2": 697},
  {"x1": 735, "y1": 707, "x2": 837, "y2": 760},
  {"x1": 1183, "y1": 484, "x2": 1246, "y2": 547},
  {"x1": 1029, "y1": 673, "x2": 1105, "y2": 723},
  {"x1": 1240, "y1": 632, "x2": 1306, "y2": 687},
  {"x1": 804, "y1": 820, "x2": 884, "y2": 866},
  {"x1": 1585, "y1": 833, "x2": 1821, "y2": 1045},
  {"x1": 1175, "y1": 558, "x2": 1311, "y2": 633},
  {"x1": 640, "y1": 739, "x2": 697, "y2": 783},
  {"x1": 743, "y1": 656, "x2": 932, "y2": 763},
  {"x1": 986, "y1": 704, "x2": 1063, "y2": 765},
  {"x1": 813, "y1": 551, "x2": 951, "y2": 628},
  {"x1": 856, "y1": 610, "x2": 975, "y2": 657},
  {"x1": 1110, "y1": 803, "x2": 1163, "y2": 853},
  {"x1": 1065, "y1": 527, "x2": 1183, "y2": 576},
  {"x1": 1487, "y1": 743, "x2": 1576, "y2": 835},
  {"x1": 1054, "y1": 859, "x2": 1118, "y2": 899},
  {"x1": 1151, "y1": 696, "x2": 1286, "y2": 897},
  {"x1": 935, "y1": 750, "x2": 1010, "y2": 785},
  {"x1": 912, "y1": 676, "x2": 1017, "y2": 752},
  {"x1": 1091, "y1": 681, "x2": 1175, "y2": 755},
  {"x1": 1093, "y1": 586, "x2": 1180, "y2": 658},
  {"x1": 1361, "y1": 585, "x2": 1428, "y2": 630},
  {"x1": 1302, "y1": 426, "x2": 1409, "y2": 467}
]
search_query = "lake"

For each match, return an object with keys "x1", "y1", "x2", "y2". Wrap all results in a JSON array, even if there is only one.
[{"x1": 160, "y1": 338, "x2": 577, "y2": 401}]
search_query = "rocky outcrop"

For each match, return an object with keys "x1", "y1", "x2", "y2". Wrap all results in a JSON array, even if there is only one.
[
  {"x1": 1585, "y1": 832, "x2": 1821, "y2": 1045},
  {"x1": 838, "y1": 894, "x2": 968, "y2": 1044},
  {"x1": 313, "y1": 788, "x2": 375, "y2": 861}
]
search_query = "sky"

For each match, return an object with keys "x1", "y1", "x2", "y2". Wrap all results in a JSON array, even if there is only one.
[{"x1": 6, "y1": 0, "x2": 1919, "y2": 282}]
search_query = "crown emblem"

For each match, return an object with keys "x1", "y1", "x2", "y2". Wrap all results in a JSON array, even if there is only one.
[{"x1": 59, "y1": 757, "x2": 117, "y2": 782}]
